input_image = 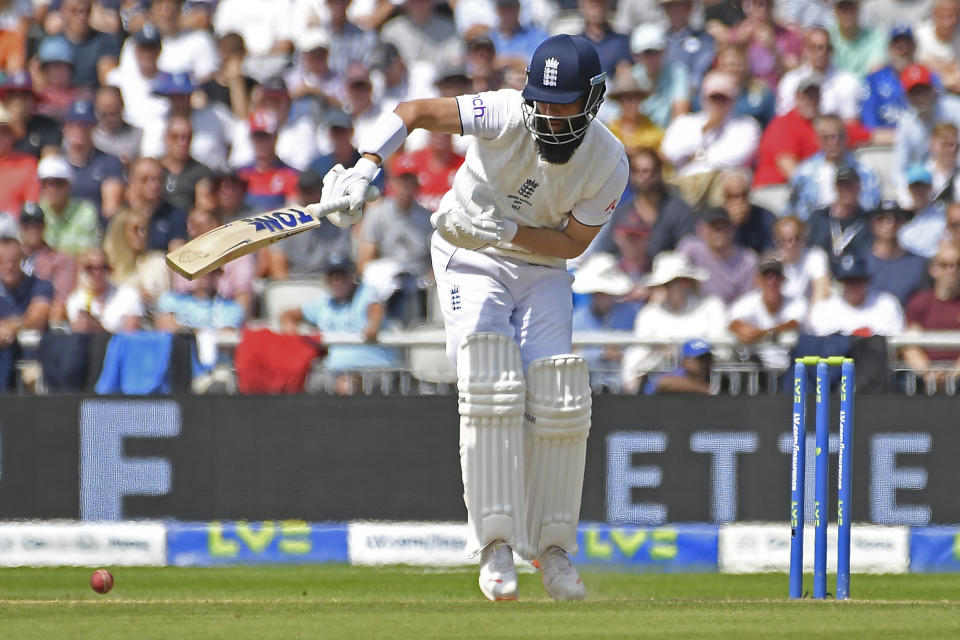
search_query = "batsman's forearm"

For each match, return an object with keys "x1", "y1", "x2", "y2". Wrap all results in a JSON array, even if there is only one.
[{"x1": 510, "y1": 226, "x2": 590, "y2": 259}]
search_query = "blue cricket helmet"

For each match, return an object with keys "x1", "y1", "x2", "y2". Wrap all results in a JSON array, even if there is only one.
[{"x1": 521, "y1": 35, "x2": 606, "y2": 146}]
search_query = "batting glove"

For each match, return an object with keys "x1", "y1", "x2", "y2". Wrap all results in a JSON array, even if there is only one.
[{"x1": 322, "y1": 158, "x2": 379, "y2": 227}]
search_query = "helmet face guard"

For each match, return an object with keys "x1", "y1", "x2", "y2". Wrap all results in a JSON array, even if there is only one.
[{"x1": 521, "y1": 72, "x2": 606, "y2": 146}]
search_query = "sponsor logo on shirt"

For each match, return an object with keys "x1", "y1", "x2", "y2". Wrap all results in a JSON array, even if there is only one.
[{"x1": 472, "y1": 96, "x2": 486, "y2": 118}]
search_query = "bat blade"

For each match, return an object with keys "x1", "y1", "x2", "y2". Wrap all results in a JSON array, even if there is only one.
[
  {"x1": 166, "y1": 207, "x2": 322, "y2": 279},
  {"x1": 166, "y1": 186, "x2": 380, "y2": 280}
]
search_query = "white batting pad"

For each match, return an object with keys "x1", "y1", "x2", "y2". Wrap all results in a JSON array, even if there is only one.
[
  {"x1": 522, "y1": 355, "x2": 591, "y2": 558},
  {"x1": 457, "y1": 333, "x2": 527, "y2": 554}
]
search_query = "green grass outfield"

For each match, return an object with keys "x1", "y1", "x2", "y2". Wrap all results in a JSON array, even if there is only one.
[{"x1": 1, "y1": 566, "x2": 959, "y2": 639}]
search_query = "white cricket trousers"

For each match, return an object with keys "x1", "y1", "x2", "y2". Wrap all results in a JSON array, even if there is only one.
[{"x1": 431, "y1": 233, "x2": 574, "y2": 369}]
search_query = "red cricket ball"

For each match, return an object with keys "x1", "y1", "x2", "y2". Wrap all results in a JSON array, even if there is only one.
[{"x1": 90, "y1": 568, "x2": 114, "y2": 594}]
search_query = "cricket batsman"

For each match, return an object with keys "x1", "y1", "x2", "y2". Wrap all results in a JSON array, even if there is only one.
[{"x1": 319, "y1": 35, "x2": 628, "y2": 602}]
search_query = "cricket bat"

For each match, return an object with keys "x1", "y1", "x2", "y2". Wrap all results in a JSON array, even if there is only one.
[{"x1": 165, "y1": 186, "x2": 380, "y2": 280}]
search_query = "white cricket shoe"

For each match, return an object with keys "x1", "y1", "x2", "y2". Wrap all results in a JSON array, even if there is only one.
[
  {"x1": 478, "y1": 541, "x2": 518, "y2": 602},
  {"x1": 535, "y1": 546, "x2": 586, "y2": 601}
]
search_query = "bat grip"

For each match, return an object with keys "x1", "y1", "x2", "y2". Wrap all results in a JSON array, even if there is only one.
[{"x1": 308, "y1": 185, "x2": 381, "y2": 218}]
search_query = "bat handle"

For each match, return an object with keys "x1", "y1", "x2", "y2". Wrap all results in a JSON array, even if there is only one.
[{"x1": 306, "y1": 185, "x2": 381, "y2": 219}]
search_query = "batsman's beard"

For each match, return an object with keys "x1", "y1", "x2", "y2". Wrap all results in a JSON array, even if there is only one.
[{"x1": 534, "y1": 114, "x2": 588, "y2": 165}]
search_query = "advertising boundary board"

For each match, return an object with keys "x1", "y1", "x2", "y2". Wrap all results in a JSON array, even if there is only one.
[{"x1": 0, "y1": 395, "x2": 957, "y2": 526}]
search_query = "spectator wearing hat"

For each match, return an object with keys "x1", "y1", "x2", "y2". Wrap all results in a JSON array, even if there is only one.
[
  {"x1": 307, "y1": 108, "x2": 382, "y2": 194},
  {"x1": 280, "y1": 254, "x2": 398, "y2": 396},
  {"x1": 860, "y1": 25, "x2": 925, "y2": 139},
  {"x1": 171, "y1": 207, "x2": 254, "y2": 319},
  {"x1": 726, "y1": 0, "x2": 803, "y2": 90},
  {"x1": 155, "y1": 114, "x2": 214, "y2": 213},
  {"x1": 0, "y1": 236, "x2": 53, "y2": 390},
  {"x1": 380, "y1": 0, "x2": 462, "y2": 74},
  {"x1": 0, "y1": 70, "x2": 62, "y2": 158},
  {"x1": 900, "y1": 165, "x2": 948, "y2": 258},
  {"x1": 863, "y1": 200, "x2": 927, "y2": 306},
  {"x1": 621, "y1": 251, "x2": 728, "y2": 391},
  {"x1": 62, "y1": 98, "x2": 126, "y2": 220},
  {"x1": 789, "y1": 113, "x2": 880, "y2": 221},
  {"x1": 490, "y1": 0, "x2": 549, "y2": 66},
  {"x1": 0, "y1": 103, "x2": 40, "y2": 218},
  {"x1": 105, "y1": 23, "x2": 168, "y2": 130},
  {"x1": 36, "y1": 155, "x2": 100, "y2": 255},
  {"x1": 825, "y1": 0, "x2": 886, "y2": 78},
  {"x1": 773, "y1": 214, "x2": 833, "y2": 304},
  {"x1": 18, "y1": 202, "x2": 78, "y2": 324},
  {"x1": 229, "y1": 76, "x2": 319, "y2": 171},
  {"x1": 284, "y1": 29, "x2": 345, "y2": 107},
  {"x1": 236, "y1": 110, "x2": 299, "y2": 212},
  {"x1": 776, "y1": 27, "x2": 861, "y2": 122},
  {"x1": 42, "y1": 0, "x2": 120, "y2": 89},
  {"x1": 357, "y1": 154, "x2": 433, "y2": 322},
  {"x1": 916, "y1": 0, "x2": 960, "y2": 92},
  {"x1": 893, "y1": 63, "x2": 960, "y2": 199},
  {"x1": 272, "y1": 169, "x2": 352, "y2": 279},
  {"x1": 729, "y1": 255, "x2": 807, "y2": 370},
  {"x1": 65, "y1": 247, "x2": 144, "y2": 334},
  {"x1": 598, "y1": 147, "x2": 696, "y2": 262},
  {"x1": 806, "y1": 253, "x2": 904, "y2": 336},
  {"x1": 661, "y1": 70, "x2": 760, "y2": 202},
  {"x1": 706, "y1": 43, "x2": 776, "y2": 129},
  {"x1": 662, "y1": 0, "x2": 717, "y2": 93},
  {"x1": 605, "y1": 68, "x2": 663, "y2": 154},
  {"x1": 902, "y1": 242, "x2": 960, "y2": 387},
  {"x1": 642, "y1": 338, "x2": 714, "y2": 394},
  {"x1": 34, "y1": 36, "x2": 83, "y2": 122},
  {"x1": 92, "y1": 85, "x2": 142, "y2": 165},
  {"x1": 754, "y1": 73, "x2": 823, "y2": 187},
  {"x1": 403, "y1": 63, "x2": 472, "y2": 155},
  {"x1": 677, "y1": 205, "x2": 759, "y2": 304},
  {"x1": 325, "y1": 0, "x2": 380, "y2": 76},
  {"x1": 720, "y1": 169, "x2": 776, "y2": 253},
  {"x1": 201, "y1": 32, "x2": 256, "y2": 121},
  {"x1": 140, "y1": 0, "x2": 219, "y2": 82},
  {"x1": 571, "y1": 252, "x2": 643, "y2": 392},
  {"x1": 806, "y1": 165, "x2": 873, "y2": 263},
  {"x1": 140, "y1": 71, "x2": 230, "y2": 171},
  {"x1": 578, "y1": 0, "x2": 633, "y2": 78},
  {"x1": 630, "y1": 22, "x2": 690, "y2": 128}
]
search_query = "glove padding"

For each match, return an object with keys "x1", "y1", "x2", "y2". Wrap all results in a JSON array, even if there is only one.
[
  {"x1": 322, "y1": 158, "x2": 379, "y2": 227},
  {"x1": 431, "y1": 184, "x2": 518, "y2": 250}
]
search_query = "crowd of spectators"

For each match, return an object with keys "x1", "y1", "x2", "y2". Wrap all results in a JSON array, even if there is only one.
[{"x1": 2, "y1": 0, "x2": 960, "y2": 395}]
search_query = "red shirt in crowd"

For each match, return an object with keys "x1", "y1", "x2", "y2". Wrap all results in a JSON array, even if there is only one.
[
  {"x1": 0, "y1": 151, "x2": 39, "y2": 218},
  {"x1": 237, "y1": 160, "x2": 299, "y2": 212},
  {"x1": 906, "y1": 289, "x2": 960, "y2": 360},
  {"x1": 753, "y1": 109, "x2": 872, "y2": 188},
  {"x1": 402, "y1": 147, "x2": 465, "y2": 212}
]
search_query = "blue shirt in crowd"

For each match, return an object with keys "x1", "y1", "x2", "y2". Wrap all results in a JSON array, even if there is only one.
[
  {"x1": 666, "y1": 27, "x2": 715, "y2": 92},
  {"x1": 0, "y1": 274, "x2": 54, "y2": 318},
  {"x1": 301, "y1": 284, "x2": 398, "y2": 372},
  {"x1": 68, "y1": 149, "x2": 125, "y2": 215},
  {"x1": 157, "y1": 292, "x2": 245, "y2": 330},
  {"x1": 864, "y1": 250, "x2": 928, "y2": 306}
]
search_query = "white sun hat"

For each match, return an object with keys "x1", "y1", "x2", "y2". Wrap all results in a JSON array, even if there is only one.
[
  {"x1": 641, "y1": 251, "x2": 709, "y2": 287},
  {"x1": 572, "y1": 252, "x2": 634, "y2": 296}
]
